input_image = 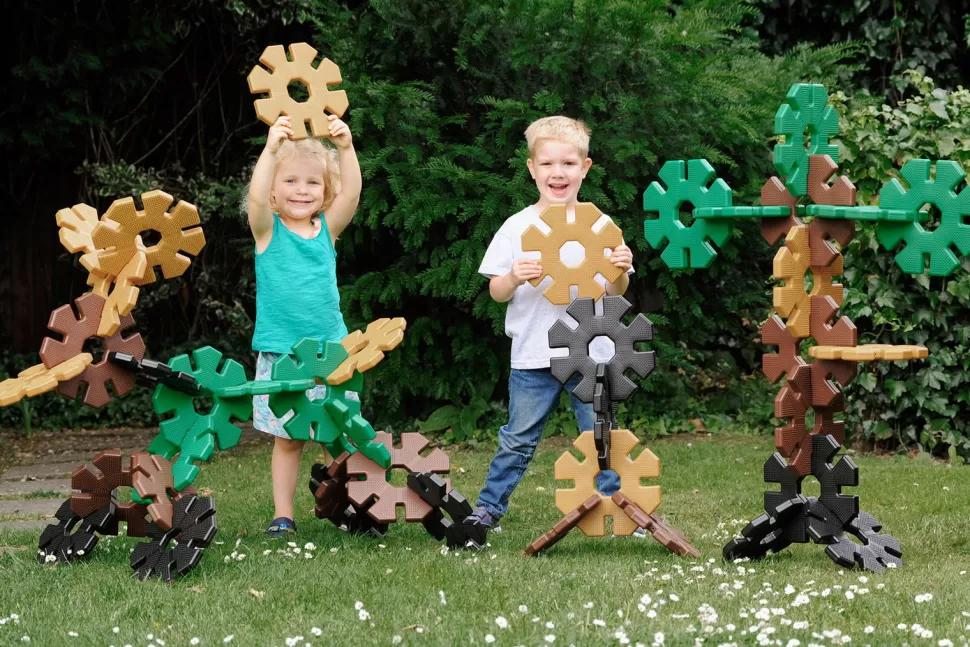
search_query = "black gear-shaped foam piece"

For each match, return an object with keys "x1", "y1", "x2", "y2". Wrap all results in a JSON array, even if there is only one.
[
  {"x1": 130, "y1": 495, "x2": 216, "y2": 581},
  {"x1": 824, "y1": 510, "x2": 903, "y2": 573},
  {"x1": 723, "y1": 496, "x2": 807, "y2": 561},
  {"x1": 811, "y1": 434, "x2": 859, "y2": 526},
  {"x1": 408, "y1": 472, "x2": 486, "y2": 550},
  {"x1": 109, "y1": 351, "x2": 202, "y2": 395},
  {"x1": 762, "y1": 453, "x2": 810, "y2": 544},
  {"x1": 548, "y1": 296, "x2": 655, "y2": 403},
  {"x1": 37, "y1": 498, "x2": 114, "y2": 565}
]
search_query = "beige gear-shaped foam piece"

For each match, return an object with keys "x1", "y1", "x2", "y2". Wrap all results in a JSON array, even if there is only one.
[
  {"x1": 90, "y1": 190, "x2": 205, "y2": 283},
  {"x1": 772, "y1": 224, "x2": 812, "y2": 338},
  {"x1": 0, "y1": 354, "x2": 93, "y2": 406},
  {"x1": 522, "y1": 203, "x2": 624, "y2": 305},
  {"x1": 247, "y1": 43, "x2": 349, "y2": 140},
  {"x1": 56, "y1": 204, "x2": 100, "y2": 255},
  {"x1": 809, "y1": 344, "x2": 929, "y2": 362},
  {"x1": 555, "y1": 429, "x2": 660, "y2": 537},
  {"x1": 97, "y1": 249, "x2": 150, "y2": 337},
  {"x1": 328, "y1": 317, "x2": 407, "y2": 385}
]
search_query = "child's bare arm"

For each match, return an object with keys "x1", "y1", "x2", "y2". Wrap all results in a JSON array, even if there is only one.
[
  {"x1": 249, "y1": 116, "x2": 293, "y2": 244},
  {"x1": 322, "y1": 115, "x2": 361, "y2": 242},
  {"x1": 489, "y1": 260, "x2": 542, "y2": 303}
]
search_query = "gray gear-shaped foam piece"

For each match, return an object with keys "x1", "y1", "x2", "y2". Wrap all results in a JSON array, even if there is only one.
[
  {"x1": 763, "y1": 453, "x2": 809, "y2": 544},
  {"x1": 824, "y1": 511, "x2": 903, "y2": 573},
  {"x1": 548, "y1": 296, "x2": 655, "y2": 403}
]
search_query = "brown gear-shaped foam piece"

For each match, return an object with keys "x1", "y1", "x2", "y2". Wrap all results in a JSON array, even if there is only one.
[
  {"x1": 809, "y1": 253, "x2": 845, "y2": 306},
  {"x1": 131, "y1": 453, "x2": 178, "y2": 531},
  {"x1": 773, "y1": 225, "x2": 812, "y2": 337},
  {"x1": 91, "y1": 190, "x2": 205, "y2": 282},
  {"x1": 807, "y1": 155, "x2": 856, "y2": 206},
  {"x1": 328, "y1": 317, "x2": 407, "y2": 385},
  {"x1": 247, "y1": 43, "x2": 349, "y2": 140},
  {"x1": 70, "y1": 450, "x2": 172, "y2": 537},
  {"x1": 98, "y1": 249, "x2": 150, "y2": 338},
  {"x1": 40, "y1": 293, "x2": 106, "y2": 368},
  {"x1": 809, "y1": 295, "x2": 857, "y2": 347},
  {"x1": 525, "y1": 494, "x2": 601, "y2": 556},
  {"x1": 0, "y1": 354, "x2": 92, "y2": 406},
  {"x1": 774, "y1": 363, "x2": 812, "y2": 421},
  {"x1": 56, "y1": 204, "x2": 100, "y2": 255},
  {"x1": 58, "y1": 318, "x2": 146, "y2": 408},
  {"x1": 312, "y1": 453, "x2": 352, "y2": 519},
  {"x1": 809, "y1": 344, "x2": 929, "y2": 362},
  {"x1": 811, "y1": 360, "x2": 857, "y2": 409},
  {"x1": 813, "y1": 404, "x2": 847, "y2": 446},
  {"x1": 808, "y1": 217, "x2": 855, "y2": 268},
  {"x1": 760, "y1": 177, "x2": 802, "y2": 244},
  {"x1": 522, "y1": 203, "x2": 624, "y2": 305},
  {"x1": 346, "y1": 432, "x2": 450, "y2": 523},
  {"x1": 775, "y1": 416, "x2": 811, "y2": 477},
  {"x1": 611, "y1": 492, "x2": 699, "y2": 558},
  {"x1": 760, "y1": 315, "x2": 806, "y2": 383},
  {"x1": 555, "y1": 430, "x2": 660, "y2": 537}
]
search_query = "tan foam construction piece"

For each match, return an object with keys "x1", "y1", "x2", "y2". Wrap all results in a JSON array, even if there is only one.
[
  {"x1": 98, "y1": 249, "x2": 150, "y2": 337},
  {"x1": 247, "y1": 43, "x2": 349, "y2": 140},
  {"x1": 809, "y1": 344, "x2": 929, "y2": 361},
  {"x1": 772, "y1": 225, "x2": 812, "y2": 338},
  {"x1": 0, "y1": 354, "x2": 92, "y2": 406},
  {"x1": 91, "y1": 190, "x2": 205, "y2": 282},
  {"x1": 56, "y1": 204, "x2": 100, "y2": 254},
  {"x1": 522, "y1": 203, "x2": 624, "y2": 305},
  {"x1": 328, "y1": 317, "x2": 407, "y2": 385},
  {"x1": 555, "y1": 430, "x2": 660, "y2": 537}
]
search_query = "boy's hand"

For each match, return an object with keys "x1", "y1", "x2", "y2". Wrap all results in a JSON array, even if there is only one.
[
  {"x1": 610, "y1": 244, "x2": 633, "y2": 272},
  {"x1": 327, "y1": 114, "x2": 353, "y2": 149},
  {"x1": 510, "y1": 259, "x2": 542, "y2": 285},
  {"x1": 266, "y1": 116, "x2": 293, "y2": 153}
]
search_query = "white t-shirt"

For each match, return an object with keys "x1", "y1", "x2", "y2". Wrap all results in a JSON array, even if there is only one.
[{"x1": 479, "y1": 205, "x2": 635, "y2": 370}]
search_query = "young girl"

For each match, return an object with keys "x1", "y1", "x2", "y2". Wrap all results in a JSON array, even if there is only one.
[{"x1": 248, "y1": 113, "x2": 361, "y2": 537}]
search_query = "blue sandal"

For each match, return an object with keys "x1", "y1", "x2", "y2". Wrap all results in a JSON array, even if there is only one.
[{"x1": 266, "y1": 517, "x2": 297, "y2": 537}]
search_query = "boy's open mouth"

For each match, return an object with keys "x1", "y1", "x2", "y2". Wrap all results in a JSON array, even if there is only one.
[{"x1": 549, "y1": 183, "x2": 569, "y2": 194}]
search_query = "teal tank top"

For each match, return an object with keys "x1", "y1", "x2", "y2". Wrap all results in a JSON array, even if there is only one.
[{"x1": 252, "y1": 214, "x2": 349, "y2": 353}]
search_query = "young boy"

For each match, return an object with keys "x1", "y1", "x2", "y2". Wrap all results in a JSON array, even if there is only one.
[{"x1": 466, "y1": 116, "x2": 634, "y2": 531}]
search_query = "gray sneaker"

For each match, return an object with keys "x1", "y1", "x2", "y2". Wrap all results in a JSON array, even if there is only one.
[{"x1": 464, "y1": 507, "x2": 502, "y2": 534}]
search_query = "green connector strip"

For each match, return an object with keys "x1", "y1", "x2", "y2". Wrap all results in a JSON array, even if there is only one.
[
  {"x1": 805, "y1": 204, "x2": 920, "y2": 222},
  {"x1": 693, "y1": 206, "x2": 792, "y2": 219},
  {"x1": 213, "y1": 378, "x2": 318, "y2": 398}
]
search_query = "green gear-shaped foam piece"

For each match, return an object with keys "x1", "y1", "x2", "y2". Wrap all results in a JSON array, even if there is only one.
[
  {"x1": 774, "y1": 84, "x2": 840, "y2": 197},
  {"x1": 643, "y1": 159, "x2": 733, "y2": 269},
  {"x1": 151, "y1": 346, "x2": 253, "y2": 490},
  {"x1": 876, "y1": 159, "x2": 970, "y2": 276},
  {"x1": 268, "y1": 338, "x2": 391, "y2": 468}
]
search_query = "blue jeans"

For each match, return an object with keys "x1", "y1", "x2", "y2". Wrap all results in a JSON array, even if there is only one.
[{"x1": 476, "y1": 368, "x2": 621, "y2": 520}]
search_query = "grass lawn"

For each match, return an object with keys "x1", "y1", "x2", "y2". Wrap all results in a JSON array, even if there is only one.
[{"x1": 0, "y1": 433, "x2": 968, "y2": 647}]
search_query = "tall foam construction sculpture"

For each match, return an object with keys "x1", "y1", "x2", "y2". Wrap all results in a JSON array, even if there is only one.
[{"x1": 641, "y1": 83, "x2": 970, "y2": 572}]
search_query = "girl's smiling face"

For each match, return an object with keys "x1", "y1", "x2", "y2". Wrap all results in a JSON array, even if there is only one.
[{"x1": 271, "y1": 155, "x2": 327, "y2": 220}]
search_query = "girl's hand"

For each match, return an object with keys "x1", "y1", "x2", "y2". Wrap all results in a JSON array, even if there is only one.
[
  {"x1": 511, "y1": 259, "x2": 543, "y2": 285},
  {"x1": 327, "y1": 114, "x2": 353, "y2": 148},
  {"x1": 266, "y1": 116, "x2": 293, "y2": 153},
  {"x1": 610, "y1": 244, "x2": 633, "y2": 272}
]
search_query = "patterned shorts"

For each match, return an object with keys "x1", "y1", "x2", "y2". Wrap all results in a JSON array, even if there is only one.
[{"x1": 253, "y1": 351, "x2": 358, "y2": 440}]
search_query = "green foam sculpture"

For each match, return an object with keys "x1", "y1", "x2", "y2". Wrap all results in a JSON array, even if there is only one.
[
  {"x1": 268, "y1": 338, "x2": 392, "y2": 468},
  {"x1": 773, "y1": 84, "x2": 840, "y2": 197}
]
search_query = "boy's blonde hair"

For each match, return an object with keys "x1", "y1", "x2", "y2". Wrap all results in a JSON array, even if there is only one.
[
  {"x1": 525, "y1": 116, "x2": 591, "y2": 159},
  {"x1": 243, "y1": 137, "x2": 341, "y2": 213}
]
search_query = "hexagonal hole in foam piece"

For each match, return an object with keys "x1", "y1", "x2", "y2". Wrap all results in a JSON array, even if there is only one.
[
  {"x1": 559, "y1": 240, "x2": 586, "y2": 268},
  {"x1": 588, "y1": 336, "x2": 616, "y2": 363}
]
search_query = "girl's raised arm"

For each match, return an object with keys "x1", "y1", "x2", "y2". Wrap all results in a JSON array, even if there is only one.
[
  {"x1": 248, "y1": 116, "x2": 294, "y2": 245},
  {"x1": 321, "y1": 115, "x2": 361, "y2": 242}
]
